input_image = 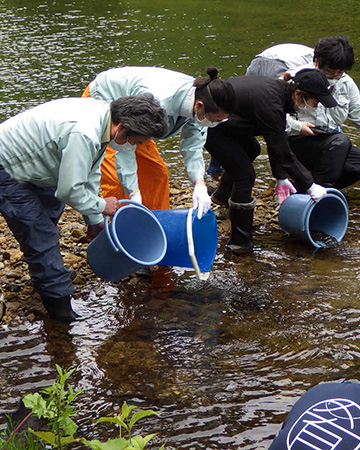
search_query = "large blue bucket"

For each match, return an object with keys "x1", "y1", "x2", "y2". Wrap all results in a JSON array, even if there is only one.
[
  {"x1": 278, "y1": 188, "x2": 348, "y2": 248},
  {"x1": 87, "y1": 200, "x2": 167, "y2": 281},
  {"x1": 152, "y1": 209, "x2": 218, "y2": 272}
]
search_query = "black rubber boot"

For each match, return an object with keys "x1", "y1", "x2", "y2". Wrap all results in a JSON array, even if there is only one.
[
  {"x1": 211, "y1": 171, "x2": 233, "y2": 206},
  {"x1": 41, "y1": 295, "x2": 79, "y2": 322},
  {"x1": 224, "y1": 199, "x2": 256, "y2": 255}
]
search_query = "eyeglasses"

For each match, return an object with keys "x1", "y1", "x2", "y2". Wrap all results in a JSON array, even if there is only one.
[{"x1": 322, "y1": 69, "x2": 346, "y2": 80}]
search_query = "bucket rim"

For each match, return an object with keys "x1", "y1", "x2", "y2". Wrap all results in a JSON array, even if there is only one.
[
  {"x1": 304, "y1": 192, "x2": 348, "y2": 248},
  {"x1": 110, "y1": 204, "x2": 167, "y2": 264}
]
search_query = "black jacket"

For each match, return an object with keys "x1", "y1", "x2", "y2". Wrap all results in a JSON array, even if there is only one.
[{"x1": 223, "y1": 76, "x2": 314, "y2": 191}]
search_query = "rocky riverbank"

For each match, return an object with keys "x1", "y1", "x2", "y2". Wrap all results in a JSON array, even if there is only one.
[{"x1": 0, "y1": 178, "x2": 280, "y2": 323}]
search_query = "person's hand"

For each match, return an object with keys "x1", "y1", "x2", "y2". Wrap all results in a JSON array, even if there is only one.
[
  {"x1": 130, "y1": 190, "x2": 142, "y2": 204},
  {"x1": 306, "y1": 183, "x2": 327, "y2": 202},
  {"x1": 300, "y1": 121, "x2": 316, "y2": 136},
  {"x1": 275, "y1": 179, "x2": 297, "y2": 204},
  {"x1": 86, "y1": 221, "x2": 104, "y2": 243},
  {"x1": 193, "y1": 181, "x2": 211, "y2": 219},
  {"x1": 103, "y1": 197, "x2": 120, "y2": 215}
]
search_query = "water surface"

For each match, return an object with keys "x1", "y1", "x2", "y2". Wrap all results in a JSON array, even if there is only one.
[{"x1": 0, "y1": 1, "x2": 360, "y2": 448}]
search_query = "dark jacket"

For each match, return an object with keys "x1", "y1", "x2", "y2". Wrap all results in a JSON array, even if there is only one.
[{"x1": 222, "y1": 76, "x2": 314, "y2": 191}]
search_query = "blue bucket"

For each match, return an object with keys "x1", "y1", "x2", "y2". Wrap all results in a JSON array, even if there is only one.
[
  {"x1": 278, "y1": 188, "x2": 348, "y2": 248},
  {"x1": 152, "y1": 209, "x2": 218, "y2": 272},
  {"x1": 87, "y1": 200, "x2": 167, "y2": 281}
]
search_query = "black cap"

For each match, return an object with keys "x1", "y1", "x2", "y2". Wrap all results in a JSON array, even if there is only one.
[{"x1": 294, "y1": 68, "x2": 338, "y2": 108}]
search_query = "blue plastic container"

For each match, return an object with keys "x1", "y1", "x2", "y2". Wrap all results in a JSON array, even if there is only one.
[
  {"x1": 278, "y1": 188, "x2": 348, "y2": 248},
  {"x1": 87, "y1": 200, "x2": 167, "y2": 281},
  {"x1": 152, "y1": 209, "x2": 218, "y2": 272}
]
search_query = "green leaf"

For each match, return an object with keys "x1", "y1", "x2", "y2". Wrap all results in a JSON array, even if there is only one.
[
  {"x1": 129, "y1": 410, "x2": 158, "y2": 429},
  {"x1": 29, "y1": 430, "x2": 57, "y2": 445},
  {"x1": 80, "y1": 437, "x2": 130, "y2": 450},
  {"x1": 130, "y1": 433, "x2": 157, "y2": 449},
  {"x1": 121, "y1": 402, "x2": 136, "y2": 420},
  {"x1": 121, "y1": 401, "x2": 130, "y2": 419},
  {"x1": 97, "y1": 416, "x2": 129, "y2": 430},
  {"x1": 62, "y1": 416, "x2": 78, "y2": 435},
  {"x1": 23, "y1": 393, "x2": 48, "y2": 419},
  {"x1": 30, "y1": 429, "x2": 77, "y2": 446}
]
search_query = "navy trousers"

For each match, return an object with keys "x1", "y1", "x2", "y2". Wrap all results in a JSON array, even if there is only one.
[{"x1": 0, "y1": 166, "x2": 74, "y2": 299}]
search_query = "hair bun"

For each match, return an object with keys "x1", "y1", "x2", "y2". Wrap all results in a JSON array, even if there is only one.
[{"x1": 206, "y1": 66, "x2": 219, "y2": 79}]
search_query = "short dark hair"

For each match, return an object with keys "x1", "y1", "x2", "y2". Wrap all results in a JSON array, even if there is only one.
[
  {"x1": 110, "y1": 94, "x2": 169, "y2": 138},
  {"x1": 193, "y1": 67, "x2": 236, "y2": 114},
  {"x1": 314, "y1": 36, "x2": 355, "y2": 71}
]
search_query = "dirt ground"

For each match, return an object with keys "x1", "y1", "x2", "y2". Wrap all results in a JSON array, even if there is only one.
[{"x1": 0, "y1": 178, "x2": 279, "y2": 323}]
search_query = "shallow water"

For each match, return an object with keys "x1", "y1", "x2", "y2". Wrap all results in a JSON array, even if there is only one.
[
  {"x1": 1, "y1": 180, "x2": 360, "y2": 449},
  {"x1": 0, "y1": 0, "x2": 360, "y2": 448}
]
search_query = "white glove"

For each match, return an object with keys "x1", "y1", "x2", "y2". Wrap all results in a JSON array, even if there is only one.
[
  {"x1": 275, "y1": 179, "x2": 297, "y2": 204},
  {"x1": 130, "y1": 190, "x2": 142, "y2": 204},
  {"x1": 192, "y1": 184, "x2": 211, "y2": 219},
  {"x1": 306, "y1": 183, "x2": 327, "y2": 202}
]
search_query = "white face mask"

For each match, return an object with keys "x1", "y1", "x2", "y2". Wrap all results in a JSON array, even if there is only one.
[
  {"x1": 195, "y1": 106, "x2": 227, "y2": 128},
  {"x1": 113, "y1": 131, "x2": 135, "y2": 151},
  {"x1": 294, "y1": 96, "x2": 318, "y2": 115},
  {"x1": 328, "y1": 78, "x2": 339, "y2": 87}
]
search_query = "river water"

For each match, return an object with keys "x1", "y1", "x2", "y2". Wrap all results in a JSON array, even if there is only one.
[{"x1": 0, "y1": 0, "x2": 360, "y2": 449}]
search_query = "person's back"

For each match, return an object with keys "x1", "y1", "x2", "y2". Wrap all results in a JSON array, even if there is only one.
[
  {"x1": 225, "y1": 76, "x2": 290, "y2": 136},
  {"x1": 246, "y1": 43, "x2": 314, "y2": 77},
  {"x1": 0, "y1": 97, "x2": 109, "y2": 187},
  {"x1": 89, "y1": 66, "x2": 194, "y2": 115},
  {"x1": 257, "y1": 43, "x2": 314, "y2": 68}
]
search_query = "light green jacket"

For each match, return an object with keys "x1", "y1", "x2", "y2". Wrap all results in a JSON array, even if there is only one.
[
  {"x1": 0, "y1": 97, "x2": 111, "y2": 225},
  {"x1": 89, "y1": 66, "x2": 207, "y2": 193}
]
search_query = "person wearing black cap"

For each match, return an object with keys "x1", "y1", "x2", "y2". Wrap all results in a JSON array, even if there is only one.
[
  {"x1": 246, "y1": 36, "x2": 360, "y2": 192},
  {"x1": 205, "y1": 68, "x2": 338, "y2": 255}
]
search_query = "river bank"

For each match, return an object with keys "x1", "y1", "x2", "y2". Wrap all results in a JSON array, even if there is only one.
[{"x1": 0, "y1": 178, "x2": 280, "y2": 324}]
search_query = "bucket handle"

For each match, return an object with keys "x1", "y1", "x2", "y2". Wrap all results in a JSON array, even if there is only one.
[
  {"x1": 326, "y1": 188, "x2": 348, "y2": 206},
  {"x1": 117, "y1": 199, "x2": 154, "y2": 212},
  {"x1": 186, "y1": 208, "x2": 210, "y2": 281},
  {"x1": 103, "y1": 200, "x2": 156, "y2": 253},
  {"x1": 103, "y1": 215, "x2": 119, "y2": 252}
]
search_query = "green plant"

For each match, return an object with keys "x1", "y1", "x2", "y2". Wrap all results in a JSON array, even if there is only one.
[
  {"x1": 23, "y1": 364, "x2": 81, "y2": 449},
  {"x1": 21, "y1": 365, "x2": 167, "y2": 450},
  {"x1": 0, "y1": 414, "x2": 46, "y2": 450},
  {"x1": 80, "y1": 401, "x2": 165, "y2": 450}
]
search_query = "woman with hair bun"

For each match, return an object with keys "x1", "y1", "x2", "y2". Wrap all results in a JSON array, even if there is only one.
[
  {"x1": 205, "y1": 68, "x2": 338, "y2": 255},
  {"x1": 82, "y1": 66, "x2": 235, "y2": 231}
]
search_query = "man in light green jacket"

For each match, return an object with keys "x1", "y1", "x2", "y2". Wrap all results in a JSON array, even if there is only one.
[{"x1": 0, "y1": 95, "x2": 168, "y2": 321}]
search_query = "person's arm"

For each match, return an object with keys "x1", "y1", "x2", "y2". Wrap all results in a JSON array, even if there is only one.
[
  {"x1": 285, "y1": 114, "x2": 303, "y2": 136},
  {"x1": 113, "y1": 145, "x2": 139, "y2": 195},
  {"x1": 179, "y1": 121, "x2": 212, "y2": 218},
  {"x1": 346, "y1": 78, "x2": 360, "y2": 128},
  {"x1": 265, "y1": 131, "x2": 314, "y2": 192},
  {"x1": 179, "y1": 120, "x2": 207, "y2": 182}
]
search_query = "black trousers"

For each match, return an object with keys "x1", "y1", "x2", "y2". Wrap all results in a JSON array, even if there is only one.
[
  {"x1": 335, "y1": 144, "x2": 360, "y2": 189},
  {"x1": 205, "y1": 128, "x2": 261, "y2": 204},
  {"x1": 0, "y1": 166, "x2": 74, "y2": 299},
  {"x1": 288, "y1": 132, "x2": 353, "y2": 188}
]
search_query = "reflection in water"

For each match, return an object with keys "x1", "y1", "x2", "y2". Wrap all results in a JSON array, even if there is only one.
[{"x1": 0, "y1": 0, "x2": 360, "y2": 448}]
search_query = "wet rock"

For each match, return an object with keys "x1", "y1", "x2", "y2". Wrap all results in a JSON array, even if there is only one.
[{"x1": 3, "y1": 248, "x2": 23, "y2": 263}]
